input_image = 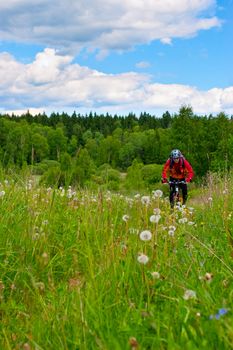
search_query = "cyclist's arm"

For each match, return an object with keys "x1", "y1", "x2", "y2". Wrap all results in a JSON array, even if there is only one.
[
  {"x1": 162, "y1": 159, "x2": 170, "y2": 182},
  {"x1": 184, "y1": 159, "x2": 194, "y2": 182}
]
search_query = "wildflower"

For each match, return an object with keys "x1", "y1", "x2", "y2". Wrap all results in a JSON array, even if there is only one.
[
  {"x1": 183, "y1": 289, "x2": 196, "y2": 300},
  {"x1": 168, "y1": 225, "x2": 176, "y2": 231},
  {"x1": 23, "y1": 343, "x2": 31, "y2": 350},
  {"x1": 210, "y1": 308, "x2": 228, "y2": 320},
  {"x1": 151, "y1": 271, "x2": 160, "y2": 279},
  {"x1": 168, "y1": 230, "x2": 175, "y2": 237},
  {"x1": 204, "y1": 272, "x2": 213, "y2": 281},
  {"x1": 0, "y1": 191, "x2": 5, "y2": 197},
  {"x1": 196, "y1": 312, "x2": 201, "y2": 317},
  {"x1": 188, "y1": 221, "x2": 195, "y2": 225},
  {"x1": 134, "y1": 194, "x2": 141, "y2": 199},
  {"x1": 178, "y1": 217, "x2": 188, "y2": 224},
  {"x1": 208, "y1": 197, "x2": 213, "y2": 202},
  {"x1": 141, "y1": 196, "x2": 150, "y2": 205},
  {"x1": 153, "y1": 208, "x2": 161, "y2": 215},
  {"x1": 152, "y1": 189, "x2": 163, "y2": 198},
  {"x1": 137, "y1": 254, "x2": 149, "y2": 265},
  {"x1": 139, "y1": 230, "x2": 152, "y2": 241},
  {"x1": 122, "y1": 214, "x2": 130, "y2": 222},
  {"x1": 150, "y1": 214, "x2": 161, "y2": 223},
  {"x1": 129, "y1": 337, "x2": 139, "y2": 349}
]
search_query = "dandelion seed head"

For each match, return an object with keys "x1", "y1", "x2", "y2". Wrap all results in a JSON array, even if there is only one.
[
  {"x1": 152, "y1": 189, "x2": 163, "y2": 198},
  {"x1": 205, "y1": 272, "x2": 213, "y2": 281},
  {"x1": 0, "y1": 191, "x2": 5, "y2": 197},
  {"x1": 183, "y1": 289, "x2": 196, "y2": 300},
  {"x1": 153, "y1": 208, "x2": 161, "y2": 215},
  {"x1": 150, "y1": 214, "x2": 161, "y2": 223},
  {"x1": 122, "y1": 214, "x2": 130, "y2": 222},
  {"x1": 139, "y1": 230, "x2": 152, "y2": 241},
  {"x1": 137, "y1": 254, "x2": 149, "y2": 264},
  {"x1": 178, "y1": 217, "x2": 188, "y2": 224},
  {"x1": 141, "y1": 196, "x2": 150, "y2": 205},
  {"x1": 151, "y1": 271, "x2": 160, "y2": 279},
  {"x1": 168, "y1": 230, "x2": 175, "y2": 237}
]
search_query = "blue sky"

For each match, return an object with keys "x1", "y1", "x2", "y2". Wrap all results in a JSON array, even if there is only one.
[{"x1": 0, "y1": 0, "x2": 232, "y2": 116}]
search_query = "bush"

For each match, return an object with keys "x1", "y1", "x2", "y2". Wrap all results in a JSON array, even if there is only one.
[
  {"x1": 31, "y1": 160, "x2": 60, "y2": 175},
  {"x1": 141, "y1": 164, "x2": 163, "y2": 185},
  {"x1": 40, "y1": 166, "x2": 61, "y2": 187}
]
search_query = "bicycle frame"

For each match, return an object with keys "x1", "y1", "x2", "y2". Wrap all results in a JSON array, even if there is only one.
[{"x1": 169, "y1": 180, "x2": 186, "y2": 206}]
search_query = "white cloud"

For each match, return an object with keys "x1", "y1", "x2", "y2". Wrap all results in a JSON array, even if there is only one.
[
  {"x1": 135, "y1": 61, "x2": 151, "y2": 69},
  {"x1": 0, "y1": 48, "x2": 233, "y2": 116},
  {"x1": 0, "y1": 0, "x2": 221, "y2": 53}
]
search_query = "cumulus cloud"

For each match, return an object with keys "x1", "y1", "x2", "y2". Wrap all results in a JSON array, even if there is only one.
[
  {"x1": 0, "y1": 48, "x2": 233, "y2": 116},
  {"x1": 0, "y1": 0, "x2": 221, "y2": 53}
]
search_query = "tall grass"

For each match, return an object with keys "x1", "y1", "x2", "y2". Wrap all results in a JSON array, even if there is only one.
[{"x1": 0, "y1": 174, "x2": 233, "y2": 349}]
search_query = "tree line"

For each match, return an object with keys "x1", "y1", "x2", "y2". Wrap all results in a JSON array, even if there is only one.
[{"x1": 0, "y1": 106, "x2": 233, "y2": 189}]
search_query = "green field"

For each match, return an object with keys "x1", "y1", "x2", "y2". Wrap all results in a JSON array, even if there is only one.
[{"x1": 0, "y1": 175, "x2": 233, "y2": 349}]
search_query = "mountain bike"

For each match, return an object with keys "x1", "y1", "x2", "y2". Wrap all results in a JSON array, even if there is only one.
[{"x1": 169, "y1": 180, "x2": 186, "y2": 207}]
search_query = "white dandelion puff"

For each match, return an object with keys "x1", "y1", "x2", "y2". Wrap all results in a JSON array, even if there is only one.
[
  {"x1": 137, "y1": 254, "x2": 149, "y2": 265},
  {"x1": 178, "y1": 217, "x2": 188, "y2": 224},
  {"x1": 151, "y1": 271, "x2": 160, "y2": 279},
  {"x1": 152, "y1": 190, "x2": 163, "y2": 198},
  {"x1": 168, "y1": 230, "x2": 175, "y2": 237},
  {"x1": 168, "y1": 225, "x2": 176, "y2": 231},
  {"x1": 150, "y1": 214, "x2": 161, "y2": 223},
  {"x1": 0, "y1": 191, "x2": 5, "y2": 197},
  {"x1": 153, "y1": 208, "x2": 161, "y2": 215},
  {"x1": 183, "y1": 289, "x2": 196, "y2": 300},
  {"x1": 141, "y1": 196, "x2": 150, "y2": 205},
  {"x1": 122, "y1": 215, "x2": 130, "y2": 222},
  {"x1": 139, "y1": 230, "x2": 152, "y2": 241}
]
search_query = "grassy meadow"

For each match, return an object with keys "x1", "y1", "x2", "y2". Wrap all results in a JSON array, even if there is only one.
[{"x1": 0, "y1": 173, "x2": 233, "y2": 349}]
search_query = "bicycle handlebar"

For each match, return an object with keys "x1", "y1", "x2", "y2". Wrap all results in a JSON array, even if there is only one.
[{"x1": 169, "y1": 180, "x2": 186, "y2": 185}]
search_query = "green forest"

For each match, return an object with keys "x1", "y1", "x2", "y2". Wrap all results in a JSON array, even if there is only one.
[{"x1": 0, "y1": 106, "x2": 233, "y2": 190}]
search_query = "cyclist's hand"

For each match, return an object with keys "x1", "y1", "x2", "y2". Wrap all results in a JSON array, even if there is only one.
[{"x1": 162, "y1": 178, "x2": 168, "y2": 184}]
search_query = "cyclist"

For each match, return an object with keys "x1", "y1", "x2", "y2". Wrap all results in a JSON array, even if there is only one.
[{"x1": 162, "y1": 149, "x2": 194, "y2": 207}]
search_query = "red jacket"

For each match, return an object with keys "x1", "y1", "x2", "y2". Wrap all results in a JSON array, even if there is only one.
[{"x1": 162, "y1": 158, "x2": 194, "y2": 182}]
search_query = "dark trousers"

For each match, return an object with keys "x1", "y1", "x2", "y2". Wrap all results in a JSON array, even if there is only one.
[{"x1": 169, "y1": 177, "x2": 188, "y2": 206}]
